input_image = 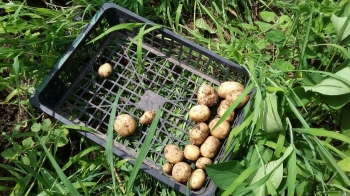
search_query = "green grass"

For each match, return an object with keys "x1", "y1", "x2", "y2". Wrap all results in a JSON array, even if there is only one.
[{"x1": 1, "y1": 0, "x2": 350, "y2": 195}]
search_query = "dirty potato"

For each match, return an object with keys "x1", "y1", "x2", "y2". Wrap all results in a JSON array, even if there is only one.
[
  {"x1": 197, "y1": 84, "x2": 219, "y2": 107},
  {"x1": 189, "y1": 123, "x2": 210, "y2": 145},
  {"x1": 217, "y1": 100, "x2": 235, "y2": 123},
  {"x1": 217, "y1": 81, "x2": 244, "y2": 99},
  {"x1": 164, "y1": 144, "x2": 184, "y2": 164},
  {"x1": 98, "y1": 63, "x2": 113, "y2": 78},
  {"x1": 190, "y1": 169, "x2": 206, "y2": 190},
  {"x1": 208, "y1": 118, "x2": 231, "y2": 140},
  {"x1": 196, "y1": 157, "x2": 212, "y2": 169},
  {"x1": 162, "y1": 162, "x2": 173, "y2": 174},
  {"x1": 114, "y1": 114, "x2": 137, "y2": 137},
  {"x1": 189, "y1": 105, "x2": 211, "y2": 123},
  {"x1": 200, "y1": 136, "x2": 221, "y2": 158},
  {"x1": 184, "y1": 145, "x2": 201, "y2": 161},
  {"x1": 172, "y1": 162, "x2": 191, "y2": 183},
  {"x1": 139, "y1": 110, "x2": 156, "y2": 125},
  {"x1": 226, "y1": 90, "x2": 250, "y2": 108}
]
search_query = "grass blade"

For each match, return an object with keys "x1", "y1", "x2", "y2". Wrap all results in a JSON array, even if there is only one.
[
  {"x1": 106, "y1": 89, "x2": 123, "y2": 195},
  {"x1": 175, "y1": 4, "x2": 183, "y2": 31},
  {"x1": 126, "y1": 108, "x2": 162, "y2": 193},
  {"x1": 294, "y1": 128, "x2": 350, "y2": 144},
  {"x1": 287, "y1": 147, "x2": 296, "y2": 196}
]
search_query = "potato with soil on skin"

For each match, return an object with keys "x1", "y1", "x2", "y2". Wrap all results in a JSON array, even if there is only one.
[
  {"x1": 172, "y1": 162, "x2": 192, "y2": 183},
  {"x1": 217, "y1": 81, "x2": 244, "y2": 99},
  {"x1": 139, "y1": 110, "x2": 156, "y2": 125},
  {"x1": 217, "y1": 100, "x2": 235, "y2": 123},
  {"x1": 98, "y1": 63, "x2": 113, "y2": 78},
  {"x1": 226, "y1": 90, "x2": 250, "y2": 108},
  {"x1": 162, "y1": 162, "x2": 173, "y2": 174},
  {"x1": 164, "y1": 144, "x2": 184, "y2": 164},
  {"x1": 190, "y1": 169, "x2": 206, "y2": 190},
  {"x1": 196, "y1": 157, "x2": 212, "y2": 169},
  {"x1": 184, "y1": 145, "x2": 201, "y2": 161},
  {"x1": 189, "y1": 105, "x2": 211, "y2": 123},
  {"x1": 114, "y1": 114, "x2": 137, "y2": 137},
  {"x1": 200, "y1": 136, "x2": 221, "y2": 158},
  {"x1": 208, "y1": 118, "x2": 231, "y2": 140},
  {"x1": 189, "y1": 123, "x2": 209, "y2": 145},
  {"x1": 197, "y1": 84, "x2": 219, "y2": 107}
]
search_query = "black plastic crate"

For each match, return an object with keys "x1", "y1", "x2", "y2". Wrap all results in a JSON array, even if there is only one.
[{"x1": 30, "y1": 3, "x2": 248, "y2": 196}]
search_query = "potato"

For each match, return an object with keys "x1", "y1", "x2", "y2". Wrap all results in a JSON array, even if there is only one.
[
  {"x1": 184, "y1": 145, "x2": 201, "y2": 161},
  {"x1": 208, "y1": 118, "x2": 230, "y2": 140},
  {"x1": 98, "y1": 63, "x2": 113, "y2": 78},
  {"x1": 190, "y1": 169, "x2": 206, "y2": 190},
  {"x1": 189, "y1": 123, "x2": 209, "y2": 145},
  {"x1": 162, "y1": 162, "x2": 173, "y2": 174},
  {"x1": 114, "y1": 114, "x2": 137, "y2": 137},
  {"x1": 189, "y1": 105, "x2": 211, "y2": 123},
  {"x1": 200, "y1": 136, "x2": 220, "y2": 158},
  {"x1": 164, "y1": 144, "x2": 184, "y2": 164},
  {"x1": 197, "y1": 84, "x2": 219, "y2": 107},
  {"x1": 226, "y1": 90, "x2": 250, "y2": 108},
  {"x1": 139, "y1": 110, "x2": 156, "y2": 125},
  {"x1": 172, "y1": 162, "x2": 191, "y2": 183},
  {"x1": 217, "y1": 100, "x2": 235, "y2": 123},
  {"x1": 196, "y1": 157, "x2": 212, "y2": 169},
  {"x1": 217, "y1": 81, "x2": 244, "y2": 99}
]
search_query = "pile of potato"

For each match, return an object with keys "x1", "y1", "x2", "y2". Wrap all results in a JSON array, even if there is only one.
[{"x1": 162, "y1": 81, "x2": 249, "y2": 190}]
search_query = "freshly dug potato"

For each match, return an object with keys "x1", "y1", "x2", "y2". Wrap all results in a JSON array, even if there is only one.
[
  {"x1": 172, "y1": 162, "x2": 191, "y2": 183},
  {"x1": 200, "y1": 136, "x2": 221, "y2": 158},
  {"x1": 190, "y1": 169, "x2": 206, "y2": 190},
  {"x1": 98, "y1": 63, "x2": 113, "y2": 78},
  {"x1": 197, "y1": 84, "x2": 219, "y2": 107},
  {"x1": 208, "y1": 118, "x2": 231, "y2": 140},
  {"x1": 226, "y1": 90, "x2": 250, "y2": 108},
  {"x1": 217, "y1": 100, "x2": 235, "y2": 123},
  {"x1": 189, "y1": 123, "x2": 210, "y2": 145},
  {"x1": 189, "y1": 105, "x2": 211, "y2": 123},
  {"x1": 164, "y1": 144, "x2": 184, "y2": 164},
  {"x1": 162, "y1": 162, "x2": 173, "y2": 174},
  {"x1": 139, "y1": 110, "x2": 156, "y2": 125},
  {"x1": 184, "y1": 145, "x2": 201, "y2": 161},
  {"x1": 217, "y1": 81, "x2": 244, "y2": 99},
  {"x1": 114, "y1": 114, "x2": 137, "y2": 137},
  {"x1": 196, "y1": 157, "x2": 212, "y2": 169}
]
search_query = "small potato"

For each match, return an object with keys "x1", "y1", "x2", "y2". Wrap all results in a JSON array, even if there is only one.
[
  {"x1": 200, "y1": 136, "x2": 220, "y2": 158},
  {"x1": 217, "y1": 81, "x2": 244, "y2": 99},
  {"x1": 189, "y1": 123, "x2": 209, "y2": 145},
  {"x1": 163, "y1": 162, "x2": 173, "y2": 174},
  {"x1": 172, "y1": 162, "x2": 191, "y2": 183},
  {"x1": 196, "y1": 157, "x2": 212, "y2": 169},
  {"x1": 184, "y1": 145, "x2": 201, "y2": 161},
  {"x1": 197, "y1": 84, "x2": 219, "y2": 107},
  {"x1": 189, "y1": 105, "x2": 211, "y2": 123},
  {"x1": 226, "y1": 90, "x2": 250, "y2": 108},
  {"x1": 190, "y1": 169, "x2": 206, "y2": 190},
  {"x1": 98, "y1": 63, "x2": 113, "y2": 78},
  {"x1": 139, "y1": 110, "x2": 156, "y2": 125},
  {"x1": 114, "y1": 114, "x2": 137, "y2": 137},
  {"x1": 217, "y1": 100, "x2": 235, "y2": 123},
  {"x1": 208, "y1": 118, "x2": 231, "y2": 140},
  {"x1": 164, "y1": 144, "x2": 184, "y2": 164}
]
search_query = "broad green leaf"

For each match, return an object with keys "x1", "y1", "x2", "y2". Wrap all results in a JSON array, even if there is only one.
[
  {"x1": 255, "y1": 21, "x2": 272, "y2": 32},
  {"x1": 21, "y1": 156, "x2": 30, "y2": 166},
  {"x1": 273, "y1": 60, "x2": 294, "y2": 71},
  {"x1": 303, "y1": 67, "x2": 350, "y2": 95},
  {"x1": 262, "y1": 93, "x2": 284, "y2": 133},
  {"x1": 195, "y1": 18, "x2": 217, "y2": 34},
  {"x1": 288, "y1": 87, "x2": 312, "y2": 107},
  {"x1": 22, "y1": 137, "x2": 34, "y2": 148},
  {"x1": 206, "y1": 160, "x2": 245, "y2": 189},
  {"x1": 321, "y1": 93, "x2": 350, "y2": 109},
  {"x1": 302, "y1": 72, "x2": 325, "y2": 86},
  {"x1": 42, "y1": 118, "x2": 51, "y2": 131},
  {"x1": 338, "y1": 157, "x2": 350, "y2": 172},
  {"x1": 1, "y1": 149, "x2": 16, "y2": 159},
  {"x1": 265, "y1": 30, "x2": 285, "y2": 44},
  {"x1": 341, "y1": 103, "x2": 350, "y2": 138},
  {"x1": 331, "y1": 14, "x2": 350, "y2": 43},
  {"x1": 260, "y1": 11, "x2": 276, "y2": 22},
  {"x1": 251, "y1": 160, "x2": 283, "y2": 196}
]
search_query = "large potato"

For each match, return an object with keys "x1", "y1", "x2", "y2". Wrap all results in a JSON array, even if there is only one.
[
  {"x1": 98, "y1": 63, "x2": 113, "y2": 78},
  {"x1": 172, "y1": 162, "x2": 191, "y2": 183},
  {"x1": 164, "y1": 144, "x2": 184, "y2": 164},
  {"x1": 190, "y1": 169, "x2": 206, "y2": 190},
  {"x1": 200, "y1": 136, "x2": 220, "y2": 158},
  {"x1": 208, "y1": 118, "x2": 231, "y2": 140},
  {"x1": 217, "y1": 100, "x2": 235, "y2": 123},
  {"x1": 189, "y1": 123, "x2": 209, "y2": 145},
  {"x1": 114, "y1": 114, "x2": 137, "y2": 137},
  {"x1": 139, "y1": 110, "x2": 156, "y2": 124},
  {"x1": 184, "y1": 145, "x2": 201, "y2": 161},
  {"x1": 217, "y1": 81, "x2": 244, "y2": 99},
  {"x1": 196, "y1": 157, "x2": 212, "y2": 169},
  {"x1": 189, "y1": 105, "x2": 211, "y2": 123},
  {"x1": 197, "y1": 84, "x2": 219, "y2": 107},
  {"x1": 226, "y1": 90, "x2": 250, "y2": 108}
]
